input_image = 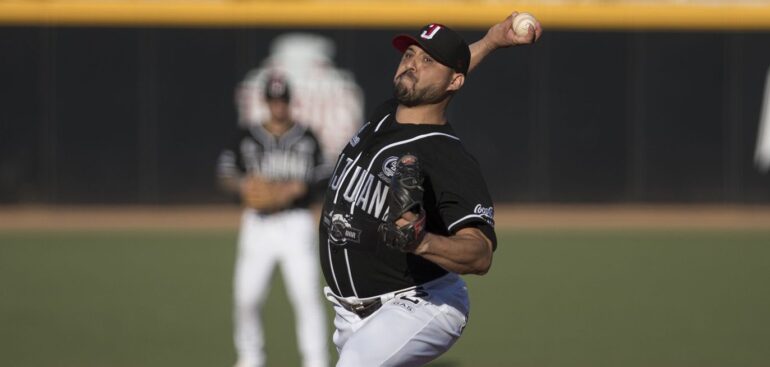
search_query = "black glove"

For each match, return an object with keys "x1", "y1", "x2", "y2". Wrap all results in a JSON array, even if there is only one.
[{"x1": 378, "y1": 154, "x2": 427, "y2": 252}]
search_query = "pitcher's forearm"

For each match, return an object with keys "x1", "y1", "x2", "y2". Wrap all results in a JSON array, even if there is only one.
[
  {"x1": 468, "y1": 38, "x2": 496, "y2": 74},
  {"x1": 413, "y1": 227, "x2": 493, "y2": 275},
  {"x1": 468, "y1": 12, "x2": 542, "y2": 74}
]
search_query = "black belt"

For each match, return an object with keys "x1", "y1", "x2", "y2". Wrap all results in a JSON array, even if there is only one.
[
  {"x1": 327, "y1": 287, "x2": 424, "y2": 319},
  {"x1": 338, "y1": 297, "x2": 383, "y2": 318}
]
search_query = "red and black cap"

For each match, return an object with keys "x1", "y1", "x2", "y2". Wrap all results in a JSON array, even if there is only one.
[
  {"x1": 264, "y1": 74, "x2": 291, "y2": 101},
  {"x1": 392, "y1": 24, "x2": 470, "y2": 75}
]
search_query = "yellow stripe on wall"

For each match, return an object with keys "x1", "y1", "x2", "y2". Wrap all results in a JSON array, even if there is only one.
[{"x1": 1, "y1": 1, "x2": 770, "y2": 30}]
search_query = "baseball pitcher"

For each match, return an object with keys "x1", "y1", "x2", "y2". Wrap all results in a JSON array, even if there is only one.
[{"x1": 317, "y1": 13, "x2": 542, "y2": 366}]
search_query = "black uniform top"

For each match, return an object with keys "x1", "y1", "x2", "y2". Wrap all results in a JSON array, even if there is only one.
[
  {"x1": 218, "y1": 122, "x2": 327, "y2": 210},
  {"x1": 319, "y1": 99, "x2": 497, "y2": 298}
]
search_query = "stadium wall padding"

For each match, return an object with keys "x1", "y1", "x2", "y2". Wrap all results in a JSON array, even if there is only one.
[{"x1": 2, "y1": 26, "x2": 770, "y2": 204}]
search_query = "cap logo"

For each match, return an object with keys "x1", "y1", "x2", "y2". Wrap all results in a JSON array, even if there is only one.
[{"x1": 420, "y1": 24, "x2": 442, "y2": 40}]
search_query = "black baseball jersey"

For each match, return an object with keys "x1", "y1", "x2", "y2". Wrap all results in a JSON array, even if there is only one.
[
  {"x1": 319, "y1": 99, "x2": 497, "y2": 298},
  {"x1": 218, "y1": 122, "x2": 327, "y2": 210}
]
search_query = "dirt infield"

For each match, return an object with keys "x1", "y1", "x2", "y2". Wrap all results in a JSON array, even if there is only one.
[{"x1": 1, "y1": 204, "x2": 770, "y2": 230}]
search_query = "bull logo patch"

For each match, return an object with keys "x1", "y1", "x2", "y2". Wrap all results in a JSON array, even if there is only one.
[{"x1": 324, "y1": 212, "x2": 362, "y2": 246}]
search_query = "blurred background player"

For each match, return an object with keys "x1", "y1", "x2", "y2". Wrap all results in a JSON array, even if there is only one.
[{"x1": 218, "y1": 74, "x2": 329, "y2": 367}]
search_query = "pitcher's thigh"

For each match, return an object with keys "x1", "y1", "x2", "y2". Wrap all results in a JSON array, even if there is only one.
[{"x1": 336, "y1": 298, "x2": 465, "y2": 367}]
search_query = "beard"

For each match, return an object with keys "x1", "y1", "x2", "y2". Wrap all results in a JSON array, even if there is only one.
[{"x1": 393, "y1": 71, "x2": 450, "y2": 107}]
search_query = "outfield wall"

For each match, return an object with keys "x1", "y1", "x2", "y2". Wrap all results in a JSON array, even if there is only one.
[{"x1": 2, "y1": 2, "x2": 770, "y2": 204}]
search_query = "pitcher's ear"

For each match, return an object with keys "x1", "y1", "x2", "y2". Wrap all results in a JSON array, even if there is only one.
[{"x1": 447, "y1": 73, "x2": 465, "y2": 92}]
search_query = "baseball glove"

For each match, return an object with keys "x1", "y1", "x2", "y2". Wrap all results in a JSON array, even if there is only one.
[
  {"x1": 378, "y1": 154, "x2": 427, "y2": 252},
  {"x1": 241, "y1": 175, "x2": 276, "y2": 210}
]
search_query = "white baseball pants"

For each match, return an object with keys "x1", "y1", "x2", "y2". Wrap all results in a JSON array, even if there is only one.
[
  {"x1": 326, "y1": 273, "x2": 469, "y2": 367},
  {"x1": 233, "y1": 209, "x2": 328, "y2": 367}
]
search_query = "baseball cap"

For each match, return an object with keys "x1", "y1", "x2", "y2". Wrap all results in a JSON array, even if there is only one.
[
  {"x1": 264, "y1": 74, "x2": 291, "y2": 101},
  {"x1": 392, "y1": 24, "x2": 471, "y2": 75}
]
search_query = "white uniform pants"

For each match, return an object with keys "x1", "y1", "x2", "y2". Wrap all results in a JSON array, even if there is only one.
[
  {"x1": 326, "y1": 273, "x2": 469, "y2": 367},
  {"x1": 234, "y1": 209, "x2": 328, "y2": 367}
]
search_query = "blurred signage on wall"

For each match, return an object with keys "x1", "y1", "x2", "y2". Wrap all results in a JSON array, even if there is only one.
[{"x1": 756, "y1": 66, "x2": 770, "y2": 173}]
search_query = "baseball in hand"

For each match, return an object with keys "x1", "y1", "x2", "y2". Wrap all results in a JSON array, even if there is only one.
[{"x1": 512, "y1": 12, "x2": 537, "y2": 36}]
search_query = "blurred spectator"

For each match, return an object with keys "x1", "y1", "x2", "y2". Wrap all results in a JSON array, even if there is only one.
[{"x1": 236, "y1": 33, "x2": 364, "y2": 166}]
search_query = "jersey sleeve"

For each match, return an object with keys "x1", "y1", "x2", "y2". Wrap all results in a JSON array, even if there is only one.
[
  {"x1": 421, "y1": 140, "x2": 497, "y2": 250},
  {"x1": 217, "y1": 128, "x2": 247, "y2": 181}
]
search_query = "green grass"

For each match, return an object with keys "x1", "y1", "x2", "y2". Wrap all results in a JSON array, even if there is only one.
[{"x1": 1, "y1": 229, "x2": 770, "y2": 366}]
